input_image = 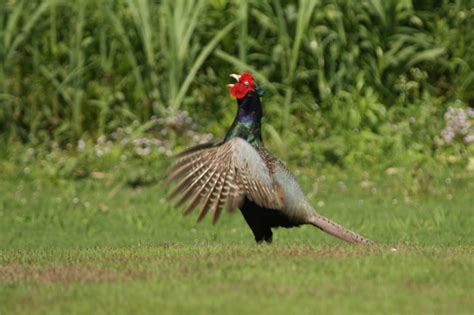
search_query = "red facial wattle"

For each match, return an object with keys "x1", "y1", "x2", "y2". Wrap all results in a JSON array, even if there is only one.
[
  {"x1": 239, "y1": 72, "x2": 255, "y2": 87},
  {"x1": 229, "y1": 72, "x2": 256, "y2": 99}
]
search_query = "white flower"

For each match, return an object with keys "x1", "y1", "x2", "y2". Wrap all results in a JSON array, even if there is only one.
[
  {"x1": 464, "y1": 134, "x2": 474, "y2": 144},
  {"x1": 77, "y1": 139, "x2": 86, "y2": 151},
  {"x1": 97, "y1": 135, "x2": 106, "y2": 145}
]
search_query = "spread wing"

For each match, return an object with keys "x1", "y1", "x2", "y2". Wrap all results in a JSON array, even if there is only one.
[{"x1": 166, "y1": 138, "x2": 283, "y2": 223}]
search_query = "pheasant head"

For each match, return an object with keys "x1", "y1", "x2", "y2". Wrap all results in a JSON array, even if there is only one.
[
  {"x1": 225, "y1": 72, "x2": 264, "y2": 145},
  {"x1": 228, "y1": 72, "x2": 264, "y2": 100}
]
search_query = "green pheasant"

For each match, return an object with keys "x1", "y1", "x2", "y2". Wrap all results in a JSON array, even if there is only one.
[{"x1": 167, "y1": 72, "x2": 372, "y2": 244}]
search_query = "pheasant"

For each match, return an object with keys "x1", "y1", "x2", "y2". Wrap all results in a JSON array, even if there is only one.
[{"x1": 166, "y1": 72, "x2": 372, "y2": 244}]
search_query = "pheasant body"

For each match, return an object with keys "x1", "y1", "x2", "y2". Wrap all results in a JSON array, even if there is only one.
[{"x1": 167, "y1": 72, "x2": 372, "y2": 245}]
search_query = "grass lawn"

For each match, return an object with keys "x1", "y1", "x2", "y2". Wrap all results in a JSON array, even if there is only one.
[{"x1": 0, "y1": 160, "x2": 473, "y2": 314}]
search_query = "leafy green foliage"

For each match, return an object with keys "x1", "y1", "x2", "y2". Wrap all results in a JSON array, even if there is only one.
[{"x1": 0, "y1": 0, "x2": 473, "y2": 169}]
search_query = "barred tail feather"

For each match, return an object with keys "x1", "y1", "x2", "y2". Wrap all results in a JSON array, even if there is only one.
[{"x1": 309, "y1": 214, "x2": 373, "y2": 245}]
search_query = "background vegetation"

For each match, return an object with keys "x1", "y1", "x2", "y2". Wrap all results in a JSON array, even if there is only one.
[{"x1": 1, "y1": 0, "x2": 473, "y2": 175}]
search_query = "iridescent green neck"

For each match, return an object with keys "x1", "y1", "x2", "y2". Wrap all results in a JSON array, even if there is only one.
[
  {"x1": 225, "y1": 118, "x2": 263, "y2": 145},
  {"x1": 224, "y1": 91, "x2": 263, "y2": 146}
]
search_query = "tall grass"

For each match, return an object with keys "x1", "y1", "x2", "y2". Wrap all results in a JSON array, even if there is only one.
[
  {"x1": 0, "y1": 0, "x2": 236, "y2": 141},
  {"x1": 0, "y1": 0, "x2": 472, "y2": 165}
]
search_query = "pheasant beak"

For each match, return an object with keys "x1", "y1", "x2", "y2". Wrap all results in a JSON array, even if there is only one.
[{"x1": 230, "y1": 74, "x2": 241, "y2": 82}]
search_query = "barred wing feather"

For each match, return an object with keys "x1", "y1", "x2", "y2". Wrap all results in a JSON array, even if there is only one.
[{"x1": 166, "y1": 138, "x2": 283, "y2": 222}]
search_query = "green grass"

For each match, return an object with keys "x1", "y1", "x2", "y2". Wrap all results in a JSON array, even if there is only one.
[
  {"x1": 0, "y1": 161, "x2": 473, "y2": 314},
  {"x1": 1, "y1": 245, "x2": 472, "y2": 315}
]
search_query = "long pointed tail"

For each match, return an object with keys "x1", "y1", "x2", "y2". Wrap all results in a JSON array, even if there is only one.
[{"x1": 309, "y1": 214, "x2": 373, "y2": 245}]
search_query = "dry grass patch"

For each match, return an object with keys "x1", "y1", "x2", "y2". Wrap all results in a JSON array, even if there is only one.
[{"x1": 0, "y1": 264, "x2": 150, "y2": 285}]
